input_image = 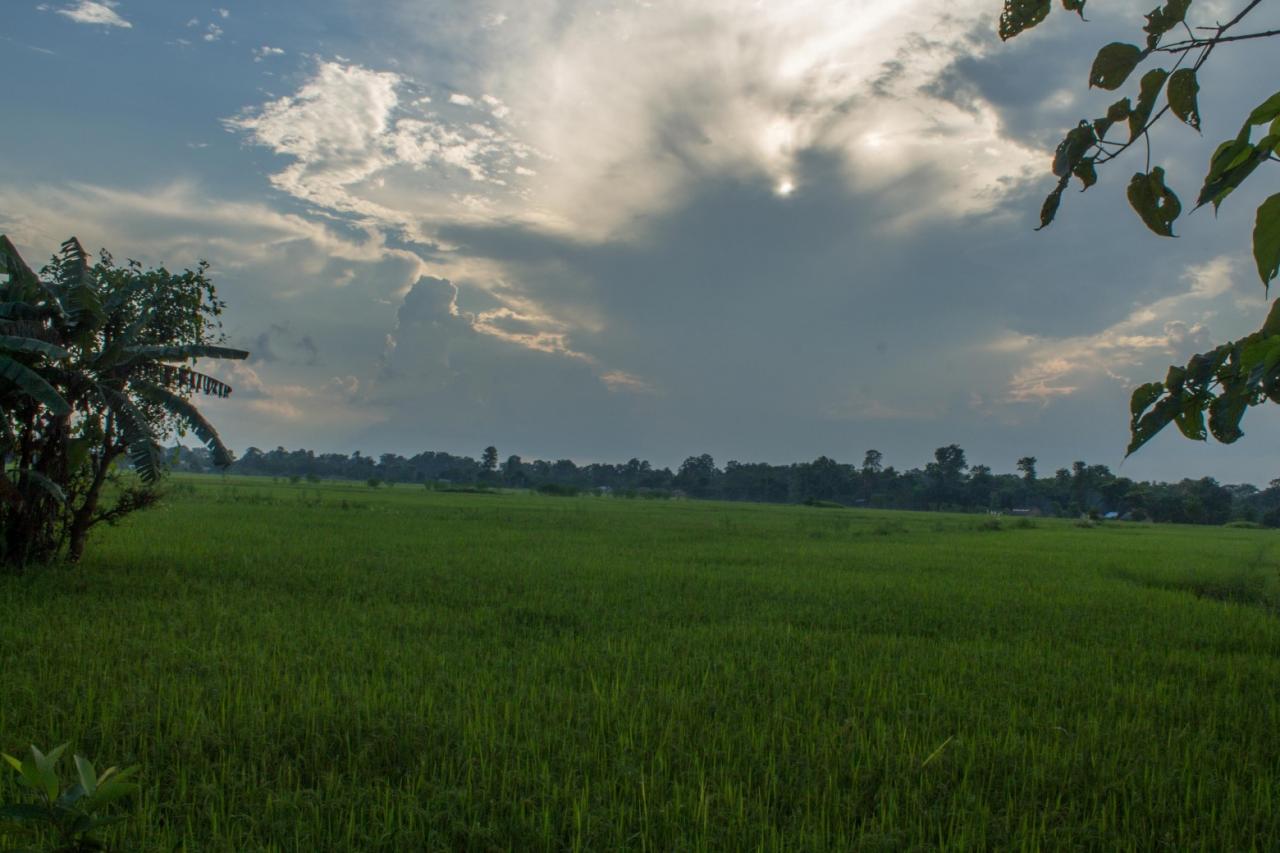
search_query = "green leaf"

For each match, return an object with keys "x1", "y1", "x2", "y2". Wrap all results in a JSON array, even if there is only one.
[
  {"x1": 1036, "y1": 175, "x2": 1071, "y2": 230},
  {"x1": 1247, "y1": 91, "x2": 1280, "y2": 127},
  {"x1": 1167, "y1": 68, "x2": 1200, "y2": 131},
  {"x1": 101, "y1": 388, "x2": 162, "y2": 484},
  {"x1": 1, "y1": 753, "x2": 23, "y2": 774},
  {"x1": 74, "y1": 755, "x2": 97, "y2": 798},
  {"x1": 1255, "y1": 194, "x2": 1280, "y2": 290},
  {"x1": 1129, "y1": 68, "x2": 1169, "y2": 141},
  {"x1": 0, "y1": 334, "x2": 69, "y2": 360},
  {"x1": 1208, "y1": 388, "x2": 1248, "y2": 443},
  {"x1": 1131, "y1": 381, "x2": 1164, "y2": 418},
  {"x1": 1072, "y1": 157, "x2": 1097, "y2": 189},
  {"x1": 1107, "y1": 98, "x2": 1132, "y2": 122},
  {"x1": 1143, "y1": 0, "x2": 1191, "y2": 46},
  {"x1": 1175, "y1": 398, "x2": 1208, "y2": 441},
  {"x1": 1061, "y1": 0, "x2": 1085, "y2": 16},
  {"x1": 999, "y1": 0, "x2": 1051, "y2": 40},
  {"x1": 131, "y1": 379, "x2": 235, "y2": 468},
  {"x1": 1127, "y1": 395, "x2": 1180, "y2": 455},
  {"x1": 121, "y1": 344, "x2": 249, "y2": 363},
  {"x1": 19, "y1": 469, "x2": 67, "y2": 504},
  {"x1": 1052, "y1": 123, "x2": 1097, "y2": 178},
  {"x1": 0, "y1": 354, "x2": 70, "y2": 415},
  {"x1": 1089, "y1": 42, "x2": 1144, "y2": 90},
  {"x1": 1263, "y1": 296, "x2": 1280, "y2": 338},
  {"x1": 1127, "y1": 167, "x2": 1181, "y2": 237},
  {"x1": 0, "y1": 804, "x2": 48, "y2": 823},
  {"x1": 1196, "y1": 140, "x2": 1265, "y2": 212}
]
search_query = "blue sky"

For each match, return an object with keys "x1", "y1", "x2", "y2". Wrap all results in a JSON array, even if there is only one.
[{"x1": 4, "y1": 0, "x2": 1280, "y2": 482}]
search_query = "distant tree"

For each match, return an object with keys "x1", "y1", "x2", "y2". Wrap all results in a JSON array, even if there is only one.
[
  {"x1": 482, "y1": 445, "x2": 498, "y2": 472},
  {"x1": 861, "y1": 449, "x2": 883, "y2": 474},
  {"x1": 925, "y1": 444, "x2": 968, "y2": 508},
  {"x1": 1016, "y1": 456, "x2": 1037, "y2": 482},
  {"x1": 0, "y1": 236, "x2": 247, "y2": 569},
  {"x1": 675, "y1": 453, "x2": 719, "y2": 498},
  {"x1": 999, "y1": 1, "x2": 1280, "y2": 454}
]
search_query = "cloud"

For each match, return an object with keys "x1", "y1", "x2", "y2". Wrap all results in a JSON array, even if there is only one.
[
  {"x1": 253, "y1": 45, "x2": 285, "y2": 62},
  {"x1": 999, "y1": 257, "x2": 1241, "y2": 404},
  {"x1": 227, "y1": 1, "x2": 1040, "y2": 245},
  {"x1": 224, "y1": 61, "x2": 538, "y2": 241},
  {"x1": 50, "y1": 1, "x2": 131, "y2": 28}
]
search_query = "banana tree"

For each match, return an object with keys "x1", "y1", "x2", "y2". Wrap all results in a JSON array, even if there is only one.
[{"x1": 0, "y1": 235, "x2": 248, "y2": 569}]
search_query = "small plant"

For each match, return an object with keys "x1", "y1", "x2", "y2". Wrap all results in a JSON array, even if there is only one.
[
  {"x1": 975, "y1": 518, "x2": 1003, "y2": 532},
  {"x1": 1, "y1": 743, "x2": 139, "y2": 852}
]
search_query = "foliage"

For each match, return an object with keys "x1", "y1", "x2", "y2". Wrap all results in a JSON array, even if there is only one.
[
  {"x1": 218, "y1": 441, "x2": 1276, "y2": 524},
  {"x1": 999, "y1": 1, "x2": 1280, "y2": 453},
  {"x1": 0, "y1": 744, "x2": 139, "y2": 852},
  {"x1": 0, "y1": 236, "x2": 247, "y2": 569}
]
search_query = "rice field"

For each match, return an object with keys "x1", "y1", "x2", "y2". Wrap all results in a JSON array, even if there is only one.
[{"x1": 2, "y1": 475, "x2": 1280, "y2": 851}]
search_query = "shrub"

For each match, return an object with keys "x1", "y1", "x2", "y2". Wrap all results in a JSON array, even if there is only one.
[
  {"x1": 536, "y1": 483, "x2": 580, "y2": 497},
  {"x1": 1, "y1": 743, "x2": 140, "y2": 852}
]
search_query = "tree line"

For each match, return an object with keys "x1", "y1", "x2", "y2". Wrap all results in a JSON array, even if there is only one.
[{"x1": 168, "y1": 442, "x2": 1280, "y2": 526}]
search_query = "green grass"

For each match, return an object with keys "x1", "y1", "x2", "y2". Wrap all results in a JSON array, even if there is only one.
[{"x1": 4, "y1": 475, "x2": 1280, "y2": 850}]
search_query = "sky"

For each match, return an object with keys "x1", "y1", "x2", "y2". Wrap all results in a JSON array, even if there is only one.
[{"x1": 3, "y1": 0, "x2": 1279, "y2": 482}]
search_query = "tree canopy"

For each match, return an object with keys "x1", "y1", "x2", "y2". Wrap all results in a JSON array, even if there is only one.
[{"x1": 0, "y1": 236, "x2": 247, "y2": 569}]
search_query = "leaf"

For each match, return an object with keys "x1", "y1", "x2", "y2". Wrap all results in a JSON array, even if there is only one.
[
  {"x1": 132, "y1": 379, "x2": 235, "y2": 468},
  {"x1": 1255, "y1": 194, "x2": 1280, "y2": 290},
  {"x1": 1143, "y1": 0, "x2": 1191, "y2": 46},
  {"x1": 1127, "y1": 395, "x2": 1180, "y2": 455},
  {"x1": 0, "y1": 804, "x2": 48, "y2": 823},
  {"x1": 1129, "y1": 68, "x2": 1170, "y2": 141},
  {"x1": 1196, "y1": 140, "x2": 1265, "y2": 212},
  {"x1": 1127, "y1": 167, "x2": 1181, "y2": 237},
  {"x1": 1175, "y1": 398, "x2": 1208, "y2": 441},
  {"x1": 101, "y1": 388, "x2": 162, "y2": 484},
  {"x1": 0, "y1": 236, "x2": 40, "y2": 294},
  {"x1": 19, "y1": 469, "x2": 67, "y2": 504},
  {"x1": 1107, "y1": 98, "x2": 1132, "y2": 122},
  {"x1": 120, "y1": 344, "x2": 249, "y2": 363},
  {"x1": 0, "y1": 354, "x2": 71, "y2": 415},
  {"x1": 0, "y1": 335, "x2": 69, "y2": 360},
  {"x1": 54, "y1": 237, "x2": 105, "y2": 330},
  {"x1": 1072, "y1": 157, "x2": 1097, "y2": 189},
  {"x1": 1036, "y1": 175, "x2": 1071, "y2": 230},
  {"x1": 1089, "y1": 42, "x2": 1144, "y2": 90},
  {"x1": 74, "y1": 755, "x2": 97, "y2": 798},
  {"x1": 999, "y1": 0, "x2": 1051, "y2": 40},
  {"x1": 1167, "y1": 68, "x2": 1200, "y2": 131},
  {"x1": 1208, "y1": 387, "x2": 1249, "y2": 443},
  {"x1": 1247, "y1": 91, "x2": 1280, "y2": 127},
  {"x1": 1061, "y1": 0, "x2": 1085, "y2": 16},
  {"x1": 1131, "y1": 381, "x2": 1164, "y2": 418},
  {"x1": 1052, "y1": 123, "x2": 1097, "y2": 178}
]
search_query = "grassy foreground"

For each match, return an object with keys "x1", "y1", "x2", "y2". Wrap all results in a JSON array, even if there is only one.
[{"x1": 3, "y1": 476, "x2": 1280, "y2": 851}]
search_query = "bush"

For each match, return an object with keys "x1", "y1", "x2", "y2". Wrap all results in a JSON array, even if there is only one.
[
  {"x1": 975, "y1": 518, "x2": 1002, "y2": 532},
  {"x1": 536, "y1": 483, "x2": 580, "y2": 497},
  {"x1": 1225, "y1": 520, "x2": 1264, "y2": 529},
  {"x1": 1, "y1": 743, "x2": 140, "y2": 851}
]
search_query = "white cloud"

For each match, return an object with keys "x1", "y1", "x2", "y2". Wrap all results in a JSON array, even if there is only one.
[
  {"x1": 216, "y1": 7, "x2": 230, "y2": 19},
  {"x1": 229, "y1": 1, "x2": 1039, "y2": 245},
  {"x1": 226, "y1": 63, "x2": 535, "y2": 228},
  {"x1": 53, "y1": 0, "x2": 131, "y2": 28},
  {"x1": 253, "y1": 45, "x2": 285, "y2": 62},
  {"x1": 203, "y1": 23, "x2": 223, "y2": 42},
  {"x1": 999, "y1": 257, "x2": 1242, "y2": 404}
]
